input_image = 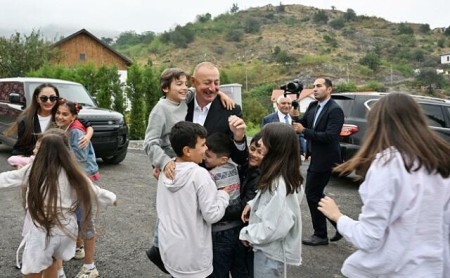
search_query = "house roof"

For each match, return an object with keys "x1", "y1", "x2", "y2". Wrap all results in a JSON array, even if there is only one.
[
  {"x1": 270, "y1": 89, "x2": 315, "y2": 102},
  {"x1": 53, "y1": 28, "x2": 132, "y2": 66}
]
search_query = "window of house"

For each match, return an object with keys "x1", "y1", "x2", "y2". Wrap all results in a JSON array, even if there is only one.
[{"x1": 79, "y1": 53, "x2": 86, "y2": 61}]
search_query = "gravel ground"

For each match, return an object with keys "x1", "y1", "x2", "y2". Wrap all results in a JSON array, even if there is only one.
[{"x1": 0, "y1": 144, "x2": 361, "y2": 278}]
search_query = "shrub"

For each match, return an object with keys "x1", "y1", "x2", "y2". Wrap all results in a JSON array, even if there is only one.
[
  {"x1": 329, "y1": 18, "x2": 345, "y2": 30},
  {"x1": 313, "y1": 10, "x2": 329, "y2": 24},
  {"x1": 244, "y1": 17, "x2": 261, "y2": 34},
  {"x1": 225, "y1": 29, "x2": 244, "y2": 42},
  {"x1": 335, "y1": 81, "x2": 357, "y2": 92}
]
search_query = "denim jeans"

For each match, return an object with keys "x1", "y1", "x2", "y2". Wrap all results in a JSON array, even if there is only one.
[
  {"x1": 212, "y1": 225, "x2": 250, "y2": 278},
  {"x1": 253, "y1": 250, "x2": 283, "y2": 278}
]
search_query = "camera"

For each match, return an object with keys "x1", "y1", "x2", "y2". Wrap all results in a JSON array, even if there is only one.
[{"x1": 280, "y1": 79, "x2": 303, "y2": 98}]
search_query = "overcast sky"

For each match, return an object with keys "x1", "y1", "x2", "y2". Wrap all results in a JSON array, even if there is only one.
[{"x1": 1, "y1": 0, "x2": 449, "y2": 38}]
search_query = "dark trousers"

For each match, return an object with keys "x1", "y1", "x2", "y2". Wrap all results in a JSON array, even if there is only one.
[
  {"x1": 212, "y1": 225, "x2": 250, "y2": 278},
  {"x1": 305, "y1": 169, "x2": 337, "y2": 238}
]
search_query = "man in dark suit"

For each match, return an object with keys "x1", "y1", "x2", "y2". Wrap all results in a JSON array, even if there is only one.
[
  {"x1": 186, "y1": 61, "x2": 250, "y2": 277},
  {"x1": 186, "y1": 61, "x2": 247, "y2": 165},
  {"x1": 261, "y1": 95, "x2": 293, "y2": 126},
  {"x1": 296, "y1": 78, "x2": 344, "y2": 246}
]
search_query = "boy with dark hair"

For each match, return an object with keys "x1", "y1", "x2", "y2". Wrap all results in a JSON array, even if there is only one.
[
  {"x1": 156, "y1": 121, "x2": 231, "y2": 278},
  {"x1": 204, "y1": 132, "x2": 249, "y2": 277}
]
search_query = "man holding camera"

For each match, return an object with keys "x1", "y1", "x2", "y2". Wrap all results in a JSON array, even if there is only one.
[{"x1": 297, "y1": 78, "x2": 344, "y2": 246}]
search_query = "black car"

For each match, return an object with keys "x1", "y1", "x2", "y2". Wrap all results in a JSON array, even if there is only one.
[
  {"x1": 332, "y1": 92, "x2": 450, "y2": 162},
  {"x1": 0, "y1": 77, "x2": 129, "y2": 164}
]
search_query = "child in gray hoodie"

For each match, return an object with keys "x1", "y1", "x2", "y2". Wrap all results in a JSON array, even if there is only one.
[{"x1": 157, "y1": 121, "x2": 231, "y2": 278}]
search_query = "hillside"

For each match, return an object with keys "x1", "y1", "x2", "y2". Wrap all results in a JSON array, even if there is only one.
[{"x1": 113, "y1": 4, "x2": 450, "y2": 94}]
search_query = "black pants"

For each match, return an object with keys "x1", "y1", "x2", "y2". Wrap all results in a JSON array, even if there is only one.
[{"x1": 305, "y1": 169, "x2": 337, "y2": 238}]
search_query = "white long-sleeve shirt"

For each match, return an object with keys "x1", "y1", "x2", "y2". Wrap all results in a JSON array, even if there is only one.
[
  {"x1": 338, "y1": 149, "x2": 450, "y2": 278},
  {"x1": 0, "y1": 163, "x2": 116, "y2": 222}
]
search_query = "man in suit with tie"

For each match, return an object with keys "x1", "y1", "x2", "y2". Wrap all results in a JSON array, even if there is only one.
[
  {"x1": 296, "y1": 78, "x2": 344, "y2": 246},
  {"x1": 186, "y1": 61, "x2": 248, "y2": 165},
  {"x1": 261, "y1": 95, "x2": 293, "y2": 126}
]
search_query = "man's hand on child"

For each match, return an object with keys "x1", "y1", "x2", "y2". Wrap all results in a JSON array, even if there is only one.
[{"x1": 164, "y1": 161, "x2": 176, "y2": 180}]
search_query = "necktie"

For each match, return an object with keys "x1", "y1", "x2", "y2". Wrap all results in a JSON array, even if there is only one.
[
  {"x1": 284, "y1": 115, "x2": 289, "y2": 124},
  {"x1": 313, "y1": 104, "x2": 321, "y2": 127}
]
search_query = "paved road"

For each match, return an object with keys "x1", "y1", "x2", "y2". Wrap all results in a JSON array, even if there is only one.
[{"x1": 0, "y1": 144, "x2": 361, "y2": 278}]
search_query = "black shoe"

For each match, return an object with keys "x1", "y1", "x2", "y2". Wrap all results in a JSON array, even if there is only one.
[
  {"x1": 330, "y1": 232, "x2": 343, "y2": 242},
  {"x1": 302, "y1": 235, "x2": 329, "y2": 246}
]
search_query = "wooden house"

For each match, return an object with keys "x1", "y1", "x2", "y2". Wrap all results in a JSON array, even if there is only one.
[{"x1": 53, "y1": 29, "x2": 132, "y2": 70}]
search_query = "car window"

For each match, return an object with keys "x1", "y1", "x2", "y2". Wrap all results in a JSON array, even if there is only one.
[
  {"x1": 26, "y1": 82, "x2": 96, "y2": 107},
  {"x1": 0, "y1": 82, "x2": 25, "y2": 102},
  {"x1": 333, "y1": 99, "x2": 352, "y2": 117},
  {"x1": 420, "y1": 104, "x2": 446, "y2": 127}
]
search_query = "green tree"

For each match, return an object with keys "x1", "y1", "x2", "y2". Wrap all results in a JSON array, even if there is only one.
[
  {"x1": 444, "y1": 26, "x2": 450, "y2": 36},
  {"x1": 126, "y1": 64, "x2": 146, "y2": 139},
  {"x1": 196, "y1": 13, "x2": 212, "y2": 23},
  {"x1": 244, "y1": 17, "x2": 261, "y2": 34},
  {"x1": 329, "y1": 18, "x2": 345, "y2": 30},
  {"x1": 230, "y1": 3, "x2": 239, "y2": 13},
  {"x1": 416, "y1": 68, "x2": 445, "y2": 94},
  {"x1": 142, "y1": 64, "x2": 160, "y2": 125},
  {"x1": 0, "y1": 31, "x2": 59, "y2": 77},
  {"x1": 276, "y1": 2, "x2": 285, "y2": 13},
  {"x1": 242, "y1": 95, "x2": 267, "y2": 126},
  {"x1": 344, "y1": 9, "x2": 357, "y2": 21},
  {"x1": 359, "y1": 52, "x2": 381, "y2": 71},
  {"x1": 101, "y1": 37, "x2": 114, "y2": 45},
  {"x1": 313, "y1": 10, "x2": 329, "y2": 24},
  {"x1": 225, "y1": 29, "x2": 244, "y2": 42},
  {"x1": 398, "y1": 23, "x2": 414, "y2": 35},
  {"x1": 419, "y1": 24, "x2": 430, "y2": 34}
]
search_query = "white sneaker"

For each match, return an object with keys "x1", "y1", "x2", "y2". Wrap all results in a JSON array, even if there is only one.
[
  {"x1": 58, "y1": 268, "x2": 67, "y2": 278},
  {"x1": 73, "y1": 246, "x2": 85, "y2": 260},
  {"x1": 75, "y1": 266, "x2": 99, "y2": 278}
]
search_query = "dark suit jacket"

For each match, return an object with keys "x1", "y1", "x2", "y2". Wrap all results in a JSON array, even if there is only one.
[
  {"x1": 186, "y1": 96, "x2": 248, "y2": 165},
  {"x1": 299, "y1": 99, "x2": 344, "y2": 172},
  {"x1": 261, "y1": 112, "x2": 280, "y2": 126}
]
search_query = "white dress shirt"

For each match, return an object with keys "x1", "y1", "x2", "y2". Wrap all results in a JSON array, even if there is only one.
[
  {"x1": 277, "y1": 111, "x2": 291, "y2": 124},
  {"x1": 193, "y1": 98, "x2": 212, "y2": 126}
]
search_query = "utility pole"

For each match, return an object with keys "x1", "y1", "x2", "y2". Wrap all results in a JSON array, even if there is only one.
[{"x1": 346, "y1": 63, "x2": 349, "y2": 82}]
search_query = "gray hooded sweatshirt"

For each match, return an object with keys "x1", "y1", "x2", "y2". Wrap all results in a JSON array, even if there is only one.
[{"x1": 157, "y1": 161, "x2": 230, "y2": 278}]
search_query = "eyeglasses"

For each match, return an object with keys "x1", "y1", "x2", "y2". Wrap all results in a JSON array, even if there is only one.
[{"x1": 39, "y1": 96, "x2": 59, "y2": 103}]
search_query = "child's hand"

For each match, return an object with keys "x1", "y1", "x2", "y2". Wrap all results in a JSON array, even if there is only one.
[
  {"x1": 78, "y1": 135, "x2": 90, "y2": 149},
  {"x1": 220, "y1": 185, "x2": 233, "y2": 195},
  {"x1": 163, "y1": 161, "x2": 176, "y2": 180},
  {"x1": 153, "y1": 167, "x2": 161, "y2": 180},
  {"x1": 218, "y1": 90, "x2": 235, "y2": 110},
  {"x1": 241, "y1": 204, "x2": 251, "y2": 223},
  {"x1": 318, "y1": 196, "x2": 342, "y2": 222},
  {"x1": 241, "y1": 240, "x2": 250, "y2": 247}
]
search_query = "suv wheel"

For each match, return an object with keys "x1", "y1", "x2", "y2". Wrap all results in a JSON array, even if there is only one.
[{"x1": 102, "y1": 149, "x2": 127, "y2": 164}]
